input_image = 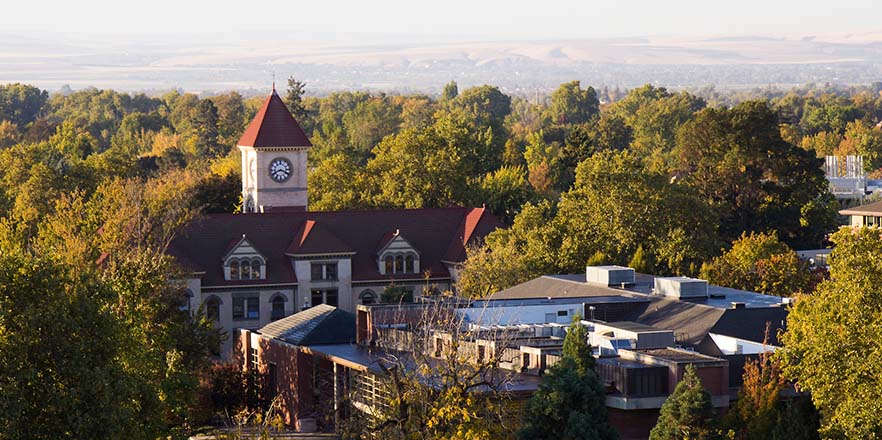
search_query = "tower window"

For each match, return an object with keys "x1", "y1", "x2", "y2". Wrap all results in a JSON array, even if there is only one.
[
  {"x1": 230, "y1": 260, "x2": 240, "y2": 280},
  {"x1": 405, "y1": 255, "x2": 415, "y2": 273}
]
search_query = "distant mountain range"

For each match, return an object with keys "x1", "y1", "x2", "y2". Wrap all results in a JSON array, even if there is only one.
[{"x1": 1, "y1": 32, "x2": 880, "y2": 95}]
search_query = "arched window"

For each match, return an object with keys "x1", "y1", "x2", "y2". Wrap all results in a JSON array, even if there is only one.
[
  {"x1": 251, "y1": 260, "x2": 261, "y2": 279},
  {"x1": 230, "y1": 260, "x2": 240, "y2": 280},
  {"x1": 405, "y1": 255, "x2": 415, "y2": 273},
  {"x1": 205, "y1": 296, "x2": 221, "y2": 321},
  {"x1": 241, "y1": 260, "x2": 251, "y2": 280},
  {"x1": 270, "y1": 294, "x2": 286, "y2": 321},
  {"x1": 360, "y1": 290, "x2": 376, "y2": 305},
  {"x1": 395, "y1": 256, "x2": 404, "y2": 273},
  {"x1": 385, "y1": 256, "x2": 394, "y2": 274}
]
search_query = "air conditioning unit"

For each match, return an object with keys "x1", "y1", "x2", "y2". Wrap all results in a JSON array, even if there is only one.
[
  {"x1": 586, "y1": 265, "x2": 635, "y2": 287},
  {"x1": 655, "y1": 277, "x2": 708, "y2": 299}
]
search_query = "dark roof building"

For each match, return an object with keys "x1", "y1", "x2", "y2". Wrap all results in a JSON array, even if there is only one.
[{"x1": 177, "y1": 88, "x2": 499, "y2": 355}]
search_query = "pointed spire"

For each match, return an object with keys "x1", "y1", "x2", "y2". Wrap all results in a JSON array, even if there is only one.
[{"x1": 237, "y1": 90, "x2": 312, "y2": 148}]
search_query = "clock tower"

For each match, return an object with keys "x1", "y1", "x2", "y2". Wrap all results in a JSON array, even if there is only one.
[{"x1": 237, "y1": 86, "x2": 311, "y2": 213}]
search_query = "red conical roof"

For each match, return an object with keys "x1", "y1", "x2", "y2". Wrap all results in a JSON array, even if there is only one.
[{"x1": 237, "y1": 89, "x2": 312, "y2": 148}]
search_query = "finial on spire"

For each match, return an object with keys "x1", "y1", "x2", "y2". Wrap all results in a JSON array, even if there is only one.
[{"x1": 271, "y1": 72, "x2": 276, "y2": 92}]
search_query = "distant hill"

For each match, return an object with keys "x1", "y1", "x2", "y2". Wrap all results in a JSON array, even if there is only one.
[{"x1": 1, "y1": 32, "x2": 880, "y2": 94}]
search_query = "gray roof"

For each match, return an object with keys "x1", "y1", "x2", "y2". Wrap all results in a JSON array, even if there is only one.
[
  {"x1": 488, "y1": 273, "x2": 788, "y2": 346},
  {"x1": 258, "y1": 304, "x2": 355, "y2": 346}
]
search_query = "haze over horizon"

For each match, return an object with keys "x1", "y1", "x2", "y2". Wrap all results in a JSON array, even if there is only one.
[{"x1": 2, "y1": 0, "x2": 881, "y2": 93}]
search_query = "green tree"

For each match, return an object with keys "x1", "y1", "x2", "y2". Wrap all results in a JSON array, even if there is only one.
[
  {"x1": 0, "y1": 83, "x2": 48, "y2": 126},
  {"x1": 701, "y1": 232, "x2": 813, "y2": 297},
  {"x1": 547, "y1": 80, "x2": 600, "y2": 125},
  {"x1": 518, "y1": 317, "x2": 616, "y2": 440},
  {"x1": 649, "y1": 364, "x2": 720, "y2": 440},
  {"x1": 442, "y1": 80, "x2": 459, "y2": 101},
  {"x1": 674, "y1": 100, "x2": 837, "y2": 248},
  {"x1": 777, "y1": 227, "x2": 882, "y2": 438},
  {"x1": 0, "y1": 250, "x2": 139, "y2": 439},
  {"x1": 285, "y1": 76, "x2": 308, "y2": 123},
  {"x1": 473, "y1": 165, "x2": 535, "y2": 224},
  {"x1": 194, "y1": 99, "x2": 222, "y2": 158}
]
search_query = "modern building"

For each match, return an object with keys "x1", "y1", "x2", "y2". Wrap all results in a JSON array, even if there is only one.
[
  {"x1": 169, "y1": 88, "x2": 500, "y2": 354},
  {"x1": 236, "y1": 265, "x2": 786, "y2": 439},
  {"x1": 840, "y1": 199, "x2": 882, "y2": 227}
]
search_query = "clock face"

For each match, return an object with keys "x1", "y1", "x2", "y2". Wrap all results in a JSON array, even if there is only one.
[{"x1": 268, "y1": 158, "x2": 293, "y2": 183}]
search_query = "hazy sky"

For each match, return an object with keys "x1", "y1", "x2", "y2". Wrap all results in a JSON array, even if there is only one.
[{"x1": 3, "y1": 0, "x2": 879, "y2": 41}]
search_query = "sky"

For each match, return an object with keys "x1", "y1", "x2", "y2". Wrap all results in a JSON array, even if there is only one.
[{"x1": 3, "y1": 0, "x2": 880, "y2": 42}]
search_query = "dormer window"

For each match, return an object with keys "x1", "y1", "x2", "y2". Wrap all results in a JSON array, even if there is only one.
[
  {"x1": 227, "y1": 257, "x2": 264, "y2": 280},
  {"x1": 380, "y1": 252, "x2": 419, "y2": 275},
  {"x1": 377, "y1": 230, "x2": 421, "y2": 275},
  {"x1": 223, "y1": 235, "x2": 266, "y2": 281}
]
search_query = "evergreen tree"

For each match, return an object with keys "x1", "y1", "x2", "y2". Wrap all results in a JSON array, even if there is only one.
[
  {"x1": 518, "y1": 317, "x2": 617, "y2": 440},
  {"x1": 285, "y1": 76, "x2": 308, "y2": 122},
  {"x1": 628, "y1": 244, "x2": 653, "y2": 274},
  {"x1": 649, "y1": 364, "x2": 720, "y2": 440},
  {"x1": 442, "y1": 80, "x2": 458, "y2": 101}
]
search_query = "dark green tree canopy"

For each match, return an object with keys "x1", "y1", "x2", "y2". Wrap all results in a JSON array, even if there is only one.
[{"x1": 649, "y1": 364, "x2": 719, "y2": 440}]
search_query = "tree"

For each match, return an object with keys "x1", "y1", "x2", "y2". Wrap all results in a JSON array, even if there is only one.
[
  {"x1": 442, "y1": 80, "x2": 459, "y2": 101},
  {"x1": 649, "y1": 364, "x2": 720, "y2": 440},
  {"x1": 770, "y1": 398, "x2": 820, "y2": 440},
  {"x1": 0, "y1": 83, "x2": 48, "y2": 126},
  {"x1": 284, "y1": 76, "x2": 308, "y2": 123},
  {"x1": 700, "y1": 232, "x2": 813, "y2": 297},
  {"x1": 547, "y1": 80, "x2": 600, "y2": 125},
  {"x1": 725, "y1": 328, "x2": 786, "y2": 440},
  {"x1": 365, "y1": 301, "x2": 514, "y2": 440},
  {"x1": 0, "y1": 250, "x2": 139, "y2": 439},
  {"x1": 777, "y1": 227, "x2": 882, "y2": 438},
  {"x1": 194, "y1": 99, "x2": 222, "y2": 158},
  {"x1": 518, "y1": 317, "x2": 616, "y2": 440},
  {"x1": 674, "y1": 100, "x2": 837, "y2": 248},
  {"x1": 473, "y1": 165, "x2": 535, "y2": 224}
]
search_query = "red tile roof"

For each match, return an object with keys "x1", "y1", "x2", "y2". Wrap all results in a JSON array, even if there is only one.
[
  {"x1": 168, "y1": 207, "x2": 501, "y2": 287},
  {"x1": 286, "y1": 220, "x2": 354, "y2": 255},
  {"x1": 237, "y1": 89, "x2": 312, "y2": 148},
  {"x1": 443, "y1": 207, "x2": 492, "y2": 262}
]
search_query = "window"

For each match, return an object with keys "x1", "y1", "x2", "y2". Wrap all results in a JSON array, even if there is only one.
[
  {"x1": 251, "y1": 260, "x2": 261, "y2": 279},
  {"x1": 395, "y1": 256, "x2": 404, "y2": 273},
  {"x1": 250, "y1": 347, "x2": 259, "y2": 371},
  {"x1": 382, "y1": 253, "x2": 418, "y2": 274},
  {"x1": 268, "y1": 363, "x2": 278, "y2": 397},
  {"x1": 557, "y1": 310, "x2": 568, "y2": 317},
  {"x1": 405, "y1": 255, "x2": 414, "y2": 273},
  {"x1": 230, "y1": 260, "x2": 240, "y2": 280},
  {"x1": 310, "y1": 262, "x2": 338, "y2": 281},
  {"x1": 229, "y1": 258, "x2": 262, "y2": 280},
  {"x1": 310, "y1": 290, "x2": 323, "y2": 308},
  {"x1": 326, "y1": 289, "x2": 338, "y2": 307},
  {"x1": 233, "y1": 295, "x2": 260, "y2": 320},
  {"x1": 385, "y1": 256, "x2": 394, "y2": 274},
  {"x1": 360, "y1": 290, "x2": 376, "y2": 305},
  {"x1": 310, "y1": 289, "x2": 339, "y2": 307},
  {"x1": 240, "y1": 262, "x2": 251, "y2": 280},
  {"x1": 205, "y1": 296, "x2": 221, "y2": 321},
  {"x1": 271, "y1": 295, "x2": 286, "y2": 321}
]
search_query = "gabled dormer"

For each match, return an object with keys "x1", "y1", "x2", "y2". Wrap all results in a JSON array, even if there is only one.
[
  {"x1": 376, "y1": 229, "x2": 420, "y2": 275},
  {"x1": 222, "y1": 234, "x2": 266, "y2": 280}
]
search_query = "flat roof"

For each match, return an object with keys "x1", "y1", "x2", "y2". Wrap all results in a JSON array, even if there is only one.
[
  {"x1": 599, "y1": 321, "x2": 669, "y2": 333},
  {"x1": 471, "y1": 295, "x2": 649, "y2": 308},
  {"x1": 631, "y1": 348, "x2": 723, "y2": 363}
]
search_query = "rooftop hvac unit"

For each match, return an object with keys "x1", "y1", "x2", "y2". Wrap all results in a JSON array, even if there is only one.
[
  {"x1": 655, "y1": 277, "x2": 708, "y2": 299},
  {"x1": 586, "y1": 265, "x2": 635, "y2": 287}
]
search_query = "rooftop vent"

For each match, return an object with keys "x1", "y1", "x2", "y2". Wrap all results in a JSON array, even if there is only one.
[
  {"x1": 586, "y1": 265, "x2": 635, "y2": 287},
  {"x1": 655, "y1": 277, "x2": 708, "y2": 299},
  {"x1": 730, "y1": 302, "x2": 746, "y2": 309}
]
